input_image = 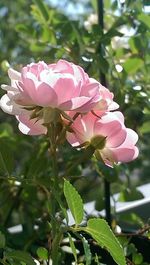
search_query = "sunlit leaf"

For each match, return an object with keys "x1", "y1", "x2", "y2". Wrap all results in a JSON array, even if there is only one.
[
  {"x1": 64, "y1": 179, "x2": 84, "y2": 225},
  {"x1": 33, "y1": 0, "x2": 49, "y2": 22},
  {"x1": 37, "y1": 247, "x2": 48, "y2": 260},
  {"x1": 123, "y1": 58, "x2": 143, "y2": 74},
  {"x1": 84, "y1": 218, "x2": 126, "y2": 265},
  {"x1": 138, "y1": 13, "x2": 150, "y2": 28},
  {"x1": 132, "y1": 253, "x2": 143, "y2": 264}
]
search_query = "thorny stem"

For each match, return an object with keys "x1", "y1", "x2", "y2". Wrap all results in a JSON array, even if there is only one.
[
  {"x1": 46, "y1": 112, "x2": 81, "y2": 263},
  {"x1": 47, "y1": 123, "x2": 62, "y2": 265}
]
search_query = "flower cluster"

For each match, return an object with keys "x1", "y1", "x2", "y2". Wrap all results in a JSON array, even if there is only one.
[{"x1": 0, "y1": 60, "x2": 138, "y2": 166}]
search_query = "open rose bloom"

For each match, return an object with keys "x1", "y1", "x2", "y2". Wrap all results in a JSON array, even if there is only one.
[
  {"x1": 0, "y1": 59, "x2": 138, "y2": 166},
  {"x1": 66, "y1": 111, "x2": 139, "y2": 167}
]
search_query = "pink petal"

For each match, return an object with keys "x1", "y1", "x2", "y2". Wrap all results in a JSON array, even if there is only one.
[
  {"x1": 71, "y1": 113, "x2": 96, "y2": 142},
  {"x1": 1, "y1": 84, "x2": 19, "y2": 93},
  {"x1": 53, "y1": 60, "x2": 73, "y2": 74},
  {"x1": 72, "y1": 64, "x2": 88, "y2": 84},
  {"x1": 94, "y1": 99, "x2": 108, "y2": 111},
  {"x1": 106, "y1": 127, "x2": 127, "y2": 148},
  {"x1": 94, "y1": 85, "x2": 119, "y2": 112},
  {"x1": 121, "y1": 128, "x2": 138, "y2": 146},
  {"x1": 66, "y1": 132, "x2": 80, "y2": 147},
  {"x1": 111, "y1": 147, "x2": 138, "y2": 163},
  {"x1": 21, "y1": 76, "x2": 57, "y2": 107},
  {"x1": 36, "y1": 83, "x2": 57, "y2": 107},
  {"x1": 100, "y1": 148, "x2": 115, "y2": 167},
  {"x1": 17, "y1": 114, "x2": 47, "y2": 135},
  {"x1": 59, "y1": 96, "x2": 98, "y2": 112},
  {"x1": 132, "y1": 146, "x2": 139, "y2": 160},
  {"x1": 108, "y1": 101, "x2": 119, "y2": 111},
  {"x1": 8, "y1": 68, "x2": 21, "y2": 81},
  {"x1": 113, "y1": 111, "x2": 125, "y2": 123},
  {"x1": 0, "y1": 94, "x2": 24, "y2": 115},
  {"x1": 94, "y1": 119, "x2": 126, "y2": 147},
  {"x1": 54, "y1": 76, "x2": 79, "y2": 104},
  {"x1": 80, "y1": 80, "x2": 99, "y2": 97},
  {"x1": 21, "y1": 77, "x2": 38, "y2": 101},
  {"x1": 39, "y1": 70, "x2": 60, "y2": 87}
]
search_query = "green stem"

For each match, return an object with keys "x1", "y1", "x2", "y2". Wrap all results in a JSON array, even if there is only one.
[
  {"x1": 48, "y1": 123, "x2": 62, "y2": 265},
  {"x1": 51, "y1": 232, "x2": 63, "y2": 264}
]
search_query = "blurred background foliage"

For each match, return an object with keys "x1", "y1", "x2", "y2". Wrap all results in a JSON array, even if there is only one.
[{"x1": 0, "y1": 0, "x2": 150, "y2": 263}]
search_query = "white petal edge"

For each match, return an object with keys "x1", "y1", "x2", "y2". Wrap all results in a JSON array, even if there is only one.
[
  {"x1": 1, "y1": 84, "x2": 19, "y2": 92},
  {"x1": 8, "y1": 68, "x2": 21, "y2": 81},
  {"x1": 0, "y1": 94, "x2": 24, "y2": 115}
]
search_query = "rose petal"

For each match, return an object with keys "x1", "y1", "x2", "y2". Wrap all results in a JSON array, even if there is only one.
[
  {"x1": 111, "y1": 147, "x2": 138, "y2": 163},
  {"x1": 8, "y1": 68, "x2": 21, "y2": 81},
  {"x1": 36, "y1": 83, "x2": 57, "y2": 107},
  {"x1": 1, "y1": 84, "x2": 19, "y2": 92},
  {"x1": 17, "y1": 114, "x2": 47, "y2": 135},
  {"x1": 0, "y1": 94, "x2": 24, "y2": 115}
]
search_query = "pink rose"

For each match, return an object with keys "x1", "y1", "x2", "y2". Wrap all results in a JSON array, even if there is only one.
[
  {"x1": 0, "y1": 60, "x2": 120, "y2": 135},
  {"x1": 0, "y1": 60, "x2": 101, "y2": 116},
  {"x1": 66, "y1": 111, "x2": 139, "y2": 166}
]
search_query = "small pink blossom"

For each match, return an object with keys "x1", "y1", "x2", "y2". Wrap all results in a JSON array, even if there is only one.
[{"x1": 66, "y1": 111, "x2": 139, "y2": 166}]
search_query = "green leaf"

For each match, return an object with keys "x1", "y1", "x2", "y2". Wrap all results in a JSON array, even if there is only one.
[
  {"x1": 132, "y1": 253, "x2": 143, "y2": 264},
  {"x1": 129, "y1": 37, "x2": 142, "y2": 54},
  {"x1": 33, "y1": 0, "x2": 49, "y2": 21},
  {"x1": 84, "y1": 218, "x2": 126, "y2": 265},
  {"x1": 0, "y1": 232, "x2": 5, "y2": 248},
  {"x1": 119, "y1": 188, "x2": 144, "y2": 202},
  {"x1": 81, "y1": 235, "x2": 92, "y2": 265},
  {"x1": 105, "y1": 0, "x2": 111, "y2": 9},
  {"x1": 0, "y1": 123, "x2": 13, "y2": 138},
  {"x1": 140, "y1": 121, "x2": 150, "y2": 134},
  {"x1": 37, "y1": 247, "x2": 48, "y2": 260},
  {"x1": 5, "y1": 250, "x2": 35, "y2": 265},
  {"x1": 91, "y1": 0, "x2": 97, "y2": 12},
  {"x1": 104, "y1": 28, "x2": 123, "y2": 41},
  {"x1": 138, "y1": 13, "x2": 150, "y2": 28},
  {"x1": 126, "y1": 243, "x2": 137, "y2": 256},
  {"x1": 123, "y1": 58, "x2": 143, "y2": 74},
  {"x1": 64, "y1": 179, "x2": 84, "y2": 225},
  {"x1": 68, "y1": 233, "x2": 77, "y2": 263},
  {"x1": 41, "y1": 27, "x2": 56, "y2": 44}
]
